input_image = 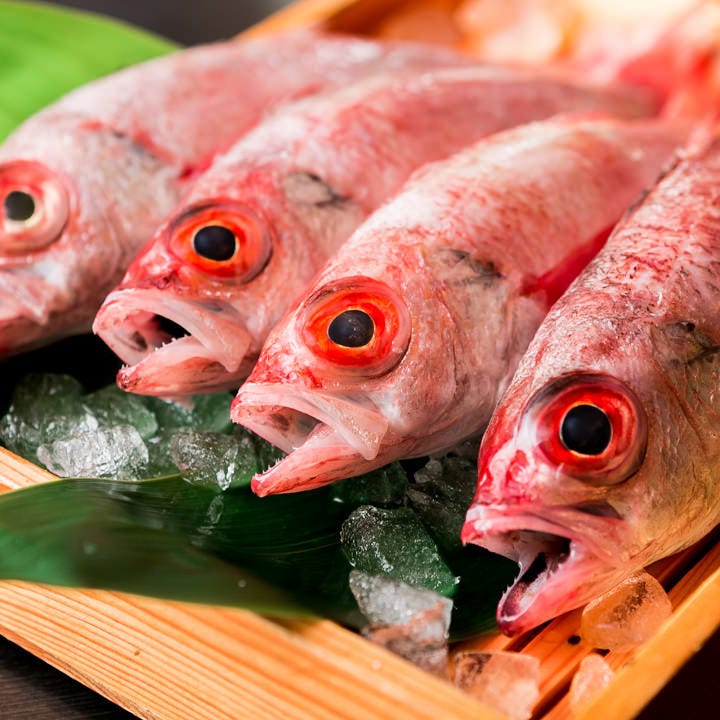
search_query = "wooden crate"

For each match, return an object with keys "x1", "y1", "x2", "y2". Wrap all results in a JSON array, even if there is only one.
[{"x1": 1, "y1": 1, "x2": 719, "y2": 719}]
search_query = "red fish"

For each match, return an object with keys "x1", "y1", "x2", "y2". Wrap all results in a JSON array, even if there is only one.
[
  {"x1": 230, "y1": 115, "x2": 685, "y2": 497},
  {"x1": 93, "y1": 66, "x2": 655, "y2": 396},
  {"x1": 462, "y1": 131, "x2": 720, "y2": 635},
  {"x1": 0, "y1": 29, "x2": 469, "y2": 355}
]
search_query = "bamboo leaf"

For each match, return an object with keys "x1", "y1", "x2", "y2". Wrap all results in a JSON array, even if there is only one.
[
  {"x1": 0, "y1": 1, "x2": 177, "y2": 140},
  {"x1": 0, "y1": 472, "x2": 514, "y2": 637}
]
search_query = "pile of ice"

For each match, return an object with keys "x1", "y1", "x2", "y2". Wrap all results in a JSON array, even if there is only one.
[{"x1": 0, "y1": 372, "x2": 281, "y2": 488}]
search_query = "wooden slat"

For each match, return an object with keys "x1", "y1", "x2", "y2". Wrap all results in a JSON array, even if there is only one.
[{"x1": 0, "y1": 581, "x2": 504, "y2": 720}]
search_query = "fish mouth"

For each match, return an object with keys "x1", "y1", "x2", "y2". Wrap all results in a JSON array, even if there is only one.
[
  {"x1": 462, "y1": 505, "x2": 632, "y2": 635},
  {"x1": 93, "y1": 289, "x2": 255, "y2": 395},
  {"x1": 231, "y1": 381, "x2": 390, "y2": 496}
]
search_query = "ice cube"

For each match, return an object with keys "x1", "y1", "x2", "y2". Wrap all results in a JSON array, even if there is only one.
[
  {"x1": 83, "y1": 385, "x2": 158, "y2": 439},
  {"x1": 143, "y1": 392, "x2": 232, "y2": 433},
  {"x1": 171, "y1": 429, "x2": 274, "y2": 491},
  {"x1": 340, "y1": 506, "x2": 457, "y2": 595},
  {"x1": 407, "y1": 455, "x2": 477, "y2": 552},
  {"x1": 191, "y1": 392, "x2": 233, "y2": 434},
  {"x1": 145, "y1": 428, "x2": 181, "y2": 477},
  {"x1": 452, "y1": 650, "x2": 540, "y2": 720},
  {"x1": 330, "y1": 462, "x2": 408, "y2": 507},
  {"x1": 37, "y1": 424, "x2": 148, "y2": 480},
  {"x1": 349, "y1": 570, "x2": 453, "y2": 627},
  {"x1": 568, "y1": 653, "x2": 615, "y2": 713},
  {"x1": 580, "y1": 571, "x2": 673, "y2": 650},
  {"x1": 362, "y1": 595, "x2": 452, "y2": 678},
  {"x1": 0, "y1": 373, "x2": 97, "y2": 462}
]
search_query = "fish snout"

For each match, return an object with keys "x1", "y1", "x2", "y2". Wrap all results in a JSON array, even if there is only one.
[{"x1": 94, "y1": 289, "x2": 255, "y2": 395}]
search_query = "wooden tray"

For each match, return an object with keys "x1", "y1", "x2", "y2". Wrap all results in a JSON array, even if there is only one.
[{"x1": 1, "y1": 1, "x2": 719, "y2": 719}]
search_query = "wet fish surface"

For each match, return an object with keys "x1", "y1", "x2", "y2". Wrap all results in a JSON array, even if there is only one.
[
  {"x1": 462, "y1": 132, "x2": 720, "y2": 635},
  {"x1": 93, "y1": 64, "x2": 656, "y2": 396},
  {"x1": 231, "y1": 115, "x2": 684, "y2": 497},
  {"x1": 0, "y1": 29, "x2": 471, "y2": 355}
]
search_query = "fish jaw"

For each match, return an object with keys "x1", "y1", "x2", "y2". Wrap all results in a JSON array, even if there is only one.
[
  {"x1": 231, "y1": 381, "x2": 391, "y2": 496},
  {"x1": 462, "y1": 504, "x2": 633, "y2": 635},
  {"x1": 93, "y1": 288, "x2": 255, "y2": 395}
]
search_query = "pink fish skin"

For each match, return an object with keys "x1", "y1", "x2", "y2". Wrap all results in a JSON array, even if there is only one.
[
  {"x1": 462, "y1": 133, "x2": 720, "y2": 636},
  {"x1": 93, "y1": 66, "x2": 656, "y2": 397},
  {"x1": 0, "y1": 30, "x2": 472, "y2": 356},
  {"x1": 230, "y1": 115, "x2": 685, "y2": 497}
]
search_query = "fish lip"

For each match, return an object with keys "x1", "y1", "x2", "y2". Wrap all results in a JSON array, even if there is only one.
[
  {"x1": 462, "y1": 505, "x2": 631, "y2": 635},
  {"x1": 94, "y1": 288, "x2": 253, "y2": 384},
  {"x1": 232, "y1": 381, "x2": 390, "y2": 494}
]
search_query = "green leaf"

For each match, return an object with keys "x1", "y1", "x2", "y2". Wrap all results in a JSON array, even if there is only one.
[
  {"x1": 0, "y1": 471, "x2": 515, "y2": 637},
  {"x1": 0, "y1": 1, "x2": 178, "y2": 140},
  {"x1": 0, "y1": 475, "x2": 364, "y2": 625}
]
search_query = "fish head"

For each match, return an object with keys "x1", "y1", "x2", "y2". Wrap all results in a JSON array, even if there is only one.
[
  {"x1": 94, "y1": 165, "x2": 365, "y2": 395},
  {"x1": 0, "y1": 114, "x2": 179, "y2": 354},
  {"x1": 463, "y1": 304, "x2": 720, "y2": 635},
  {"x1": 232, "y1": 239, "x2": 496, "y2": 496}
]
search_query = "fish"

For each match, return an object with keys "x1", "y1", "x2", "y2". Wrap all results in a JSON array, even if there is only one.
[
  {"x1": 230, "y1": 114, "x2": 685, "y2": 497},
  {"x1": 461, "y1": 131, "x2": 720, "y2": 635},
  {"x1": 93, "y1": 65, "x2": 656, "y2": 396},
  {"x1": 0, "y1": 29, "x2": 472, "y2": 356}
]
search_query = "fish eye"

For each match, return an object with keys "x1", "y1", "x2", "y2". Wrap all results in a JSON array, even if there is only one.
[
  {"x1": 192, "y1": 225, "x2": 237, "y2": 261},
  {"x1": 4, "y1": 190, "x2": 36, "y2": 222},
  {"x1": 0, "y1": 160, "x2": 69, "y2": 257},
  {"x1": 167, "y1": 201, "x2": 272, "y2": 281},
  {"x1": 560, "y1": 404, "x2": 612, "y2": 455},
  {"x1": 526, "y1": 374, "x2": 646, "y2": 485},
  {"x1": 327, "y1": 309, "x2": 375, "y2": 348},
  {"x1": 301, "y1": 276, "x2": 410, "y2": 376}
]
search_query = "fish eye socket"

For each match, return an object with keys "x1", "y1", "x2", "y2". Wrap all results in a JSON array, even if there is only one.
[
  {"x1": 560, "y1": 404, "x2": 612, "y2": 455},
  {"x1": 0, "y1": 160, "x2": 70, "y2": 258},
  {"x1": 167, "y1": 201, "x2": 272, "y2": 282},
  {"x1": 4, "y1": 190, "x2": 36, "y2": 222},
  {"x1": 526, "y1": 374, "x2": 647, "y2": 485},
  {"x1": 192, "y1": 225, "x2": 237, "y2": 261},
  {"x1": 327, "y1": 309, "x2": 375, "y2": 348},
  {"x1": 300, "y1": 276, "x2": 411, "y2": 376}
]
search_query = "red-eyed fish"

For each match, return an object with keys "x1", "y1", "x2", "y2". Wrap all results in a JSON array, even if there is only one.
[
  {"x1": 462, "y1": 131, "x2": 720, "y2": 635},
  {"x1": 230, "y1": 115, "x2": 685, "y2": 497},
  {"x1": 0, "y1": 29, "x2": 471, "y2": 355},
  {"x1": 93, "y1": 66, "x2": 655, "y2": 395}
]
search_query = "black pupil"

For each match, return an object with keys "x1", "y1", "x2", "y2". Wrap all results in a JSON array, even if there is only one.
[
  {"x1": 193, "y1": 225, "x2": 237, "y2": 261},
  {"x1": 327, "y1": 309, "x2": 374, "y2": 348},
  {"x1": 4, "y1": 190, "x2": 36, "y2": 221},
  {"x1": 560, "y1": 404, "x2": 612, "y2": 456}
]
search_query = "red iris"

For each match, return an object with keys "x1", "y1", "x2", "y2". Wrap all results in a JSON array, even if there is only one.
[
  {"x1": 0, "y1": 160, "x2": 69, "y2": 258},
  {"x1": 300, "y1": 276, "x2": 411, "y2": 376},
  {"x1": 528, "y1": 374, "x2": 646, "y2": 484},
  {"x1": 167, "y1": 201, "x2": 271, "y2": 281}
]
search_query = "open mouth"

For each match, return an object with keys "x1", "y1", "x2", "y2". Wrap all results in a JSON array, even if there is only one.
[
  {"x1": 231, "y1": 381, "x2": 391, "y2": 495},
  {"x1": 462, "y1": 507, "x2": 630, "y2": 635},
  {"x1": 93, "y1": 289, "x2": 255, "y2": 395}
]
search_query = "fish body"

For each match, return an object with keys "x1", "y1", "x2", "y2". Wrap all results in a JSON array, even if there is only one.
[
  {"x1": 93, "y1": 66, "x2": 655, "y2": 396},
  {"x1": 0, "y1": 29, "x2": 471, "y2": 355},
  {"x1": 462, "y1": 133, "x2": 720, "y2": 635},
  {"x1": 230, "y1": 115, "x2": 684, "y2": 496}
]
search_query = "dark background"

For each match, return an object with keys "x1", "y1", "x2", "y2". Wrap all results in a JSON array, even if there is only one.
[{"x1": 1, "y1": 1, "x2": 719, "y2": 719}]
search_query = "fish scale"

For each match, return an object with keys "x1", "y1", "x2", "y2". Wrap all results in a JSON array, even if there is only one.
[
  {"x1": 230, "y1": 115, "x2": 686, "y2": 498},
  {"x1": 94, "y1": 64, "x2": 657, "y2": 397},
  {"x1": 462, "y1": 133, "x2": 720, "y2": 635},
  {"x1": 0, "y1": 29, "x2": 475, "y2": 356}
]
